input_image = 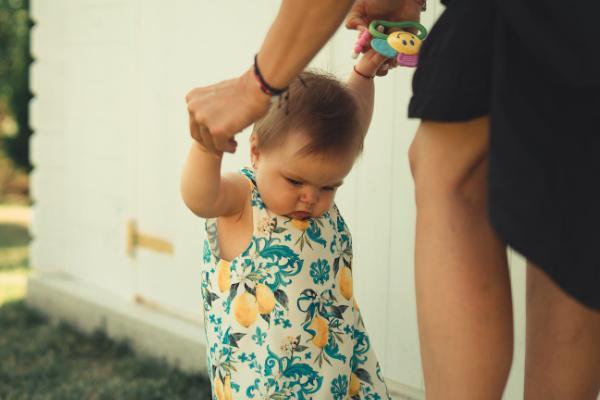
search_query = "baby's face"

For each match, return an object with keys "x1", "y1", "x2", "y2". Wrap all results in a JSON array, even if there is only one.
[{"x1": 252, "y1": 132, "x2": 357, "y2": 220}]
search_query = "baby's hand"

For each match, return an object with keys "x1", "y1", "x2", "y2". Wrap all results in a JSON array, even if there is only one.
[{"x1": 354, "y1": 49, "x2": 388, "y2": 79}]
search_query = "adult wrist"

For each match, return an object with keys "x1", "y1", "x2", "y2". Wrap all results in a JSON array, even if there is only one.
[
  {"x1": 253, "y1": 54, "x2": 289, "y2": 96},
  {"x1": 241, "y1": 65, "x2": 270, "y2": 102}
]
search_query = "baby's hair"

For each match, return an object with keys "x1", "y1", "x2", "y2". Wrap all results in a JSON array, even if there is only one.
[{"x1": 252, "y1": 70, "x2": 363, "y2": 157}]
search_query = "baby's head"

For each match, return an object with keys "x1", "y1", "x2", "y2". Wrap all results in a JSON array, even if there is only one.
[{"x1": 250, "y1": 71, "x2": 362, "y2": 220}]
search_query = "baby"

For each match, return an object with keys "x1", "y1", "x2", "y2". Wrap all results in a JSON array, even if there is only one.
[{"x1": 181, "y1": 50, "x2": 390, "y2": 400}]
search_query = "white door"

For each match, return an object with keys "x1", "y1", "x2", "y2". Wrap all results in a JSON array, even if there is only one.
[{"x1": 130, "y1": 0, "x2": 280, "y2": 324}]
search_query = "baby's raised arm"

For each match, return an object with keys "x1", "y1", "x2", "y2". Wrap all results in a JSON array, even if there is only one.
[
  {"x1": 180, "y1": 118, "x2": 250, "y2": 219},
  {"x1": 346, "y1": 50, "x2": 387, "y2": 138}
]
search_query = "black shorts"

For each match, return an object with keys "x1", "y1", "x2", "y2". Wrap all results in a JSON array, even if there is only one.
[{"x1": 409, "y1": 0, "x2": 600, "y2": 310}]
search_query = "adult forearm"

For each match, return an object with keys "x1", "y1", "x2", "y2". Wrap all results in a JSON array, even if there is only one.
[
  {"x1": 185, "y1": 0, "x2": 354, "y2": 154},
  {"x1": 257, "y1": 0, "x2": 354, "y2": 89}
]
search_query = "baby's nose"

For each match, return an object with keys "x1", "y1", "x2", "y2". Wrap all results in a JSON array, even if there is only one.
[{"x1": 300, "y1": 186, "x2": 319, "y2": 205}]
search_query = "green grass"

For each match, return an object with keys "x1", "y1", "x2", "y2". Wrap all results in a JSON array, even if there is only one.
[
  {"x1": 0, "y1": 219, "x2": 29, "y2": 303},
  {"x1": 0, "y1": 301, "x2": 211, "y2": 399},
  {"x1": 0, "y1": 222, "x2": 29, "y2": 273},
  {"x1": 0, "y1": 216, "x2": 212, "y2": 399},
  {"x1": 0, "y1": 267, "x2": 27, "y2": 303}
]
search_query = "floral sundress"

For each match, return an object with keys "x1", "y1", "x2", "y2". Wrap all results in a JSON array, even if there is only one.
[{"x1": 201, "y1": 168, "x2": 390, "y2": 400}]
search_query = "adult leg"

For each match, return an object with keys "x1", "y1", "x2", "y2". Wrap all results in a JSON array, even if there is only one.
[
  {"x1": 409, "y1": 116, "x2": 513, "y2": 399},
  {"x1": 524, "y1": 263, "x2": 600, "y2": 400}
]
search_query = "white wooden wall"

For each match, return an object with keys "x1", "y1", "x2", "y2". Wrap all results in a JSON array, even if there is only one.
[{"x1": 29, "y1": 1, "x2": 528, "y2": 397}]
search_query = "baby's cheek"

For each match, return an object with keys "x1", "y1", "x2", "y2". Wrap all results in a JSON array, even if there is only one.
[
  {"x1": 319, "y1": 193, "x2": 336, "y2": 214},
  {"x1": 272, "y1": 186, "x2": 296, "y2": 213}
]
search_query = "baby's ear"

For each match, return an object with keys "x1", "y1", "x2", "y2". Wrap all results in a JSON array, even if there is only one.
[{"x1": 249, "y1": 133, "x2": 260, "y2": 164}]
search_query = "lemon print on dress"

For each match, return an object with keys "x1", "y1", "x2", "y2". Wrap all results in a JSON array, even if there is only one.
[
  {"x1": 291, "y1": 218, "x2": 310, "y2": 231},
  {"x1": 233, "y1": 291, "x2": 258, "y2": 328},
  {"x1": 223, "y1": 376, "x2": 232, "y2": 400},
  {"x1": 214, "y1": 374, "x2": 232, "y2": 400},
  {"x1": 216, "y1": 259, "x2": 231, "y2": 293},
  {"x1": 349, "y1": 372, "x2": 361, "y2": 396},
  {"x1": 339, "y1": 266, "x2": 354, "y2": 300},
  {"x1": 256, "y1": 283, "x2": 276, "y2": 314},
  {"x1": 309, "y1": 315, "x2": 329, "y2": 348}
]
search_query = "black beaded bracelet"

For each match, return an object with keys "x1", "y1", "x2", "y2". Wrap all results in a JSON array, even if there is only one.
[{"x1": 253, "y1": 54, "x2": 289, "y2": 96}]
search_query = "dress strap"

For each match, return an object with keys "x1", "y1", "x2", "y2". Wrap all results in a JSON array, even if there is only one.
[
  {"x1": 240, "y1": 166, "x2": 256, "y2": 186},
  {"x1": 239, "y1": 167, "x2": 274, "y2": 238},
  {"x1": 240, "y1": 167, "x2": 268, "y2": 211}
]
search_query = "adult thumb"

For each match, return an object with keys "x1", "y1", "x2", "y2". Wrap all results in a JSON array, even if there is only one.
[{"x1": 345, "y1": 9, "x2": 367, "y2": 31}]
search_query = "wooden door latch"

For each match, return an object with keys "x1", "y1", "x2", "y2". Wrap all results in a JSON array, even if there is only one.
[{"x1": 126, "y1": 219, "x2": 174, "y2": 257}]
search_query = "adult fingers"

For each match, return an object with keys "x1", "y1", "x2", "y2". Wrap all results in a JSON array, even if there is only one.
[
  {"x1": 376, "y1": 59, "x2": 398, "y2": 76},
  {"x1": 199, "y1": 126, "x2": 217, "y2": 154},
  {"x1": 203, "y1": 120, "x2": 238, "y2": 153},
  {"x1": 189, "y1": 115, "x2": 217, "y2": 154},
  {"x1": 345, "y1": 3, "x2": 367, "y2": 30},
  {"x1": 188, "y1": 113, "x2": 203, "y2": 143},
  {"x1": 375, "y1": 67, "x2": 389, "y2": 77},
  {"x1": 213, "y1": 135, "x2": 238, "y2": 154},
  {"x1": 187, "y1": 97, "x2": 206, "y2": 126}
]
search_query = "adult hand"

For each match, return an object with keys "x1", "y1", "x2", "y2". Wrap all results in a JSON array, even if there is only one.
[
  {"x1": 186, "y1": 68, "x2": 272, "y2": 153},
  {"x1": 346, "y1": 0, "x2": 422, "y2": 75},
  {"x1": 346, "y1": 0, "x2": 421, "y2": 31}
]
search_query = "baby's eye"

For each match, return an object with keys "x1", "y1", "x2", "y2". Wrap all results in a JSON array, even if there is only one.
[
  {"x1": 322, "y1": 186, "x2": 336, "y2": 192},
  {"x1": 286, "y1": 178, "x2": 303, "y2": 186}
]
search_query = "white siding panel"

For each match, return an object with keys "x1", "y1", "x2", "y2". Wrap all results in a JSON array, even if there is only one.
[
  {"x1": 352, "y1": 78, "x2": 397, "y2": 366},
  {"x1": 29, "y1": 127, "x2": 67, "y2": 169},
  {"x1": 30, "y1": 167, "x2": 69, "y2": 273},
  {"x1": 505, "y1": 251, "x2": 527, "y2": 400},
  {"x1": 29, "y1": 62, "x2": 66, "y2": 133},
  {"x1": 30, "y1": 0, "x2": 69, "y2": 279},
  {"x1": 384, "y1": 70, "x2": 423, "y2": 390},
  {"x1": 131, "y1": 0, "x2": 280, "y2": 318},
  {"x1": 31, "y1": 0, "x2": 138, "y2": 300}
]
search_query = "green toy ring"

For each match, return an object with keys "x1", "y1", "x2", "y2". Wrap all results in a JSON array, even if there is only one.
[{"x1": 368, "y1": 20, "x2": 428, "y2": 41}]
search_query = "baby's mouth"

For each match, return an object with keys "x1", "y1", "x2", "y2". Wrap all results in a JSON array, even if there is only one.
[{"x1": 289, "y1": 211, "x2": 311, "y2": 220}]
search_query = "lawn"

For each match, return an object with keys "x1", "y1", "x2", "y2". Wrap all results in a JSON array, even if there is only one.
[
  {"x1": 0, "y1": 206, "x2": 212, "y2": 399},
  {"x1": 0, "y1": 208, "x2": 30, "y2": 304}
]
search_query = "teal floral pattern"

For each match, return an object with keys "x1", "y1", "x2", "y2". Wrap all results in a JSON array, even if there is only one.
[
  {"x1": 331, "y1": 375, "x2": 349, "y2": 400},
  {"x1": 310, "y1": 259, "x2": 330, "y2": 285},
  {"x1": 201, "y1": 168, "x2": 390, "y2": 399}
]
